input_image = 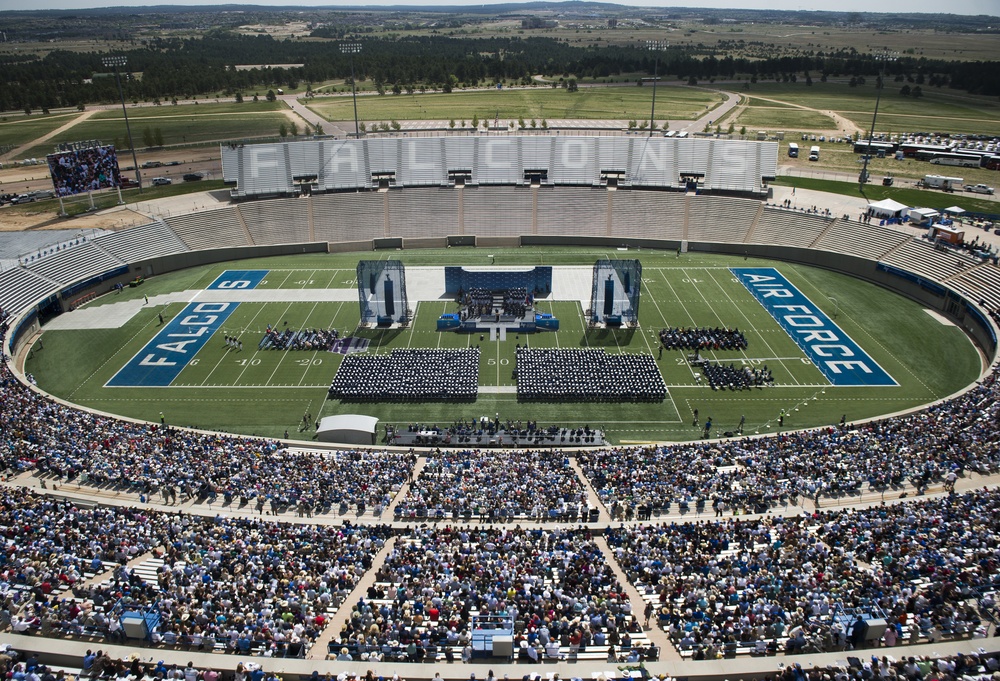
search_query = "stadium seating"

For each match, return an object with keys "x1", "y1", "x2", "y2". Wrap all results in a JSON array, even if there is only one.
[
  {"x1": 387, "y1": 187, "x2": 459, "y2": 239},
  {"x1": 312, "y1": 192, "x2": 385, "y2": 244},
  {"x1": 610, "y1": 189, "x2": 686, "y2": 241},
  {"x1": 881, "y1": 236, "x2": 981, "y2": 282},
  {"x1": 950, "y1": 262, "x2": 1000, "y2": 310},
  {"x1": 163, "y1": 206, "x2": 252, "y2": 250},
  {"x1": 536, "y1": 186, "x2": 609, "y2": 236},
  {"x1": 0, "y1": 267, "x2": 63, "y2": 315},
  {"x1": 462, "y1": 185, "x2": 533, "y2": 236},
  {"x1": 26, "y1": 242, "x2": 125, "y2": 285},
  {"x1": 94, "y1": 219, "x2": 190, "y2": 262},
  {"x1": 747, "y1": 207, "x2": 833, "y2": 248},
  {"x1": 686, "y1": 195, "x2": 759, "y2": 243},
  {"x1": 238, "y1": 197, "x2": 312, "y2": 245},
  {"x1": 4, "y1": 140, "x2": 1000, "y2": 676},
  {"x1": 812, "y1": 218, "x2": 911, "y2": 261}
]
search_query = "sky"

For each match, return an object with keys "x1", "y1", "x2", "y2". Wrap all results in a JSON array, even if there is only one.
[{"x1": 0, "y1": 0, "x2": 996, "y2": 15}]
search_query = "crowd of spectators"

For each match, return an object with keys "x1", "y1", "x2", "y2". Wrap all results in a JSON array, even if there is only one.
[
  {"x1": 259, "y1": 327, "x2": 341, "y2": 351},
  {"x1": 659, "y1": 327, "x2": 748, "y2": 352},
  {"x1": 695, "y1": 359, "x2": 773, "y2": 391},
  {"x1": 394, "y1": 449, "x2": 589, "y2": 520},
  {"x1": 579, "y1": 370, "x2": 1000, "y2": 512},
  {"x1": 516, "y1": 348, "x2": 666, "y2": 402},
  {"x1": 0, "y1": 486, "x2": 393, "y2": 657},
  {"x1": 0, "y1": 347, "x2": 413, "y2": 514},
  {"x1": 330, "y1": 526, "x2": 640, "y2": 662},
  {"x1": 329, "y1": 349, "x2": 480, "y2": 402},
  {"x1": 607, "y1": 488, "x2": 1000, "y2": 657},
  {"x1": 48, "y1": 146, "x2": 121, "y2": 198},
  {"x1": 5, "y1": 638, "x2": 1000, "y2": 681}
]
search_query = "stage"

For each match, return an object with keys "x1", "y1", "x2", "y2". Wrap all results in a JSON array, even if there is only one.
[{"x1": 386, "y1": 425, "x2": 606, "y2": 448}]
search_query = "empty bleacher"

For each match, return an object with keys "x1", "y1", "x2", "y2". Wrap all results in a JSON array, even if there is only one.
[
  {"x1": 811, "y1": 219, "x2": 911, "y2": 262},
  {"x1": 463, "y1": 186, "x2": 534, "y2": 237},
  {"x1": 164, "y1": 207, "x2": 253, "y2": 251},
  {"x1": 881, "y1": 237, "x2": 981, "y2": 283},
  {"x1": 946, "y1": 262, "x2": 1000, "y2": 311},
  {"x1": 536, "y1": 187, "x2": 608, "y2": 236},
  {"x1": 610, "y1": 189, "x2": 686, "y2": 241},
  {"x1": 0, "y1": 267, "x2": 61, "y2": 315},
  {"x1": 27, "y1": 242, "x2": 125, "y2": 285},
  {"x1": 686, "y1": 195, "x2": 758, "y2": 243},
  {"x1": 94, "y1": 220, "x2": 190, "y2": 262},
  {"x1": 397, "y1": 137, "x2": 447, "y2": 187},
  {"x1": 239, "y1": 197, "x2": 312, "y2": 245},
  {"x1": 748, "y1": 208, "x2": 833, "y2": 248},
  {"x1": 387, "y1": 187, "x2": 458, "y2": 239},
  {"x1": 312, "y1": 192, "x2": 385, "y2": 244}
]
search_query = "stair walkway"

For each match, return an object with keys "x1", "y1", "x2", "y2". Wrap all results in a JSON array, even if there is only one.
[{"x1": 307, "y1": 537, "x2": 397, "y2": 659}]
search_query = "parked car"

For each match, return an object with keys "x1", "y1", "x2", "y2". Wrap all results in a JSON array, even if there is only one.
[
  {"x1": 141, "y1": 160, "x2": 163, "y2": 169},
  {"x1": 10, "y1": 194, "x2": 34, "y2": 204},
  {"x1": 151, "y1": 177, "x2": 172, "y2": 186},
  {"x1": 183, "y1": 173, "x2": 204, "y2": 182},
  {"x1": 965, "y1": 184, "x2": 995, "y2": 195},
  {"x1": 165, "y1": 161, "x2": 181, "y2": 166}
]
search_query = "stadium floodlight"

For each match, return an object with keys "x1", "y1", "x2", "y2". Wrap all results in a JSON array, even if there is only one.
[
  {"x1": 647, "y1": 40, "x2": 669, "y2": 138},
  {"x1": 102, "y1": 55, "x2": 142, "y2": 193},
  {"x1": 859, "y1": 50, "x2": 898, "y2": 194},
  {"x1": 341, "y1": 42, "x2": 363, "y2": 139}
]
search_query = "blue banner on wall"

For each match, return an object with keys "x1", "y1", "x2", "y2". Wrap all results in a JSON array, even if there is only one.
[{"x1": 731, "y1": 267, "x2": 897, "y2": 387}]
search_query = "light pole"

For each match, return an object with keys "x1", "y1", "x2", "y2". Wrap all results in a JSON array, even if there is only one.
[
  {"x1": 102, "y1": 55, "x2": 142, "y2": 193},
  {"x1": 341, "y1": 42, "x2": 362, "y2": 138},
  {"x1": 859, "y1": 50, "x2": 897, "y2": 193},
  {"x1": 647, "y1": 40, "x2": 668, "y2": 137}
]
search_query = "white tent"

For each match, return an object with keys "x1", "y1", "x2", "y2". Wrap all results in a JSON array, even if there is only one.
[
  {"x1": 944, "y1": 206, "x2": 967, "y2": 215},
  {"x1": 868, "y1": 198, "x2": 909, "y2": 218},
  {"x1": 316, "y1": 414, "x2": 379, "y2": 446}
]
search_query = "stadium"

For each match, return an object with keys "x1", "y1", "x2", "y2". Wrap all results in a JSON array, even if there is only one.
[{"x1": 1, "y1": 134, "x2": 1000, "y2": 681}]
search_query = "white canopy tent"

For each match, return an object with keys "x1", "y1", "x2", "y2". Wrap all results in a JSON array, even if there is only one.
[
  {"x1": 867, "y1": 198, "x2": 909, "y2": 219},
  {"x1": 316, "y1": 414, "x2": 379, "y2": 446}
]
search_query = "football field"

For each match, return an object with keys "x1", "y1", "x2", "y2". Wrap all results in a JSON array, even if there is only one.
[{"x1": 27, "y1": 248, "x2": 981, "y2": 443}]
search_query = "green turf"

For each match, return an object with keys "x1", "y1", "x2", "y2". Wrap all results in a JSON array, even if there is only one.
[
  {"x1": 737, "y1": 82, "x2": 1000, "y2": 137},
  {"x1": 0, "y1": 112, "x2": 82, "y2": 152},
  {"x1": 770, "y1": 176, "x2": 999, "y2": 214},
  {"x1": 305, "y1": 86, "x2": 723, "y2": 124},
  {"x1": 733, "y1": 106, "x2": 836, "y2": 132},
  {"x1": 18, "y1": 111, "x2": 292, "y2": 159},
  {"x1": 88, "y1": 101, "x2": 287, "y2": 120},
  {"x1": 25, "y1": 248, "x2": 982, "y2": 444}
]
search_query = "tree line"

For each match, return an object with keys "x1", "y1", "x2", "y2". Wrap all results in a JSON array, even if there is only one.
[{"x1": 1, "y1": 32, "x2": 998, "y2": 113}]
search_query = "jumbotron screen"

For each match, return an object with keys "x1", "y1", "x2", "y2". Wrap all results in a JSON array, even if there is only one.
[{"x1": 47, "y1": 145, "x2": 123, "y2": 197}]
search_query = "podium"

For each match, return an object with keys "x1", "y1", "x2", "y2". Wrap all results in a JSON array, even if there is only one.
[{"x1": 492, "y1": 636, "x2": 514, "y2": 658}]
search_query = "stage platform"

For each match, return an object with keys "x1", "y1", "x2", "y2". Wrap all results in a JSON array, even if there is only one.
[{"x1": 387, "y1": 426, "x2": 605, "y2": 448}]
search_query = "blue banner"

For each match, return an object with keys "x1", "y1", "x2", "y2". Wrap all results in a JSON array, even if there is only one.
[
  {"x1": 731, "y1": 267, "x2": 897, "y2": 387},
  {"x1": 108, "y1": 302, "x2": 239, "y2": 387},
  {"x1": 207, "y1": 270, "x2": 269, "y2": 290}
]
